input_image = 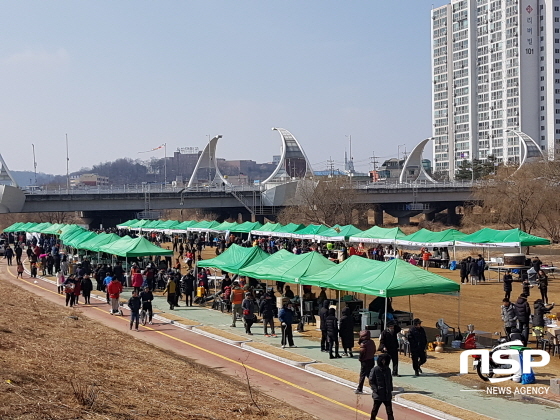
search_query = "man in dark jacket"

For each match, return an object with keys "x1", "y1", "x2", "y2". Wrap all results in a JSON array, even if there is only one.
[
  {"x1": 503, "y1": 270, "x2": 514, "y2": 300},
  {"x1": 368, "y1": 353, "x2": 394, "y2": 420},
  {"x1": 339, "y1": 307, "x2": 354, "y2": 357},
  {"x1": 355, "y1": 330, "x2": 377, "y2": 394},
  {"x1": 533, "y1": 299, "x2": 555, "y2": 328},
  {"x1": 407, "y1": 318, "x2": 428, "y2": 376},
  {"x1": 325, "y1": 308, "x2": 341, "y2": 359},
  {"x1": 319, "y1": 301, "x2": 330, "y2": 352},
  {"x1": 81, "y1": 275, "x2": 93, "y2": 304},
  {"x1": 127, "y1": 290, "x2": 142, "y2": 331},
  {"x1": 259, "y1": 291, "x2": 276, "y2": 337},
  {"x1": 513, "y1": 294, "x2": 531, "y2": 345},
  {"x1": 379, "y1": 321, "x2": 401, "y2": 377},
  {"x1": 182, "y1": 272, "x2": 196, "y2": 307},
  {"x1": 279, "y1": 302, "x2": 295, "y2": 348}
]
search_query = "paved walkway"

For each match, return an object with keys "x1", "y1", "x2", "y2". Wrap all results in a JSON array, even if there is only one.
[{"x1": 118, "y1": 287, "x2": 560, "y2": 420}]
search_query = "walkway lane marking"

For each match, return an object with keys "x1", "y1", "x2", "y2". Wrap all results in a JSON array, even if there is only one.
[{"x1": 5, "y1": 265, "x2": 372, "y2": 419}]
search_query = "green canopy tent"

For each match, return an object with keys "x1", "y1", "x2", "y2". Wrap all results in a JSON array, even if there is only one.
[
  {"x1": 229, "y1": 221, "x2": 263, "y2": 234},
  {"x1": 209, "y1": 221, "x2": 239, "y2": 233},
  {"x1": 65, "y1": 231, "x2": 98, "y2": 249},
  {"x1": 158, "y1": 220, "x2": 181, "y2": 232},
  {"x1": 237, "y1": 249, "x2": 296, "y2": 279},
  {"x1": 273, "y1": 223, "x2": 306, "y2": 238},
  {"x1": 116, "y1": 219, "x2": 139, "y2": 229},
  {"x1": 99, "y1": 236, "x2": 173, "y2": 257},
  {"x1": 455, "y1": 228, "x2": 550, "y2": 249},
  {"x1": 40, "y1": 223, "x2": 66, "y2": 235},
  {"x1": 197, "y1": 243, "x2": 270, "y2": 274},
  {"x1": 315, "y1": 224, "x2": 363, "y2": 242},
  {"x1": 396, "y1": 229, "x2": 468, "y2": 247},
  {"x1": 300, "y1": 257, "x2": 461, "y2": 327},
  {"x1": 141, "y1": 220, "x2": 165, "y2": 232},
  {"x1": 17, "y1": 222, "x2": 39, "y2": 232},
  {"x1": 349, "y1": 226, "x2": 406, "y2": 245},
  {"x1": 27, "y1": 222, "x2": 52, "y2": 233},
  {"x1": 169, "y1": 220, "x2": 197, "y2": 233},
  {"x1": 3, "y1": 222, "x2": 25, "y2": 233},
  {"x1": 292, "y1": 224, "x2": 330, "y2": 240},
  {"x1": 76, "y1": 232, "x2": 121, "y2": 252},
  {"x1": 128, "y1": 220, "x2": 153, "y2": 231},
  {"x1": 250, "y1": 222, "x2": 283, "y2": 236},
  {"x1": 60, "y1": 227, "x2": 87, "y2": 243},
  {"x1": 187, "y1": 220, "x2": 221, "y2": 232}
]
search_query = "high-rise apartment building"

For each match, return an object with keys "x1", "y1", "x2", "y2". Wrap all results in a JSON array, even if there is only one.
[{"x1": 431, "y1": 0, "x2": 559, "y2": 179}]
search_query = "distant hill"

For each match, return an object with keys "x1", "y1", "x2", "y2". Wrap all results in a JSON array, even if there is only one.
[{"x1": 11, "y1": 171, "x2": 55, "y2": 187}]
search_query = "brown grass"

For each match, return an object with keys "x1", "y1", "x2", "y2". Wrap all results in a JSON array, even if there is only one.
[
  {"x1": 308, "y1": 364, "x2": 359, "y2": 383},
  {"x1": 196, "y1": 325, "x2": 251, "y2": 342},
  {"x1": 399, "y1": 393, "x2": 495, "y2": 420},
  {"x1": 0, "y1": 275, "x2": 315, "y2": 420},
  {"x1": 245, "y1": 343, "x2": 314, "y2": 363}
]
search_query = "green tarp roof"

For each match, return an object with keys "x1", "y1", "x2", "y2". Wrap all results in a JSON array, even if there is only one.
[
  {"x1": 3, "y1": 222, "x2": 25, "y2": 233},
  {"x1": 229, "y1": 221, "x2": 263, "y2": 233},
  {"x1": 27, "y1": 222, "x2": 52, "y2": 233},
  {"x1": 396, "y1": 228, "x2": 468, "y2": 247},
  {"x1": 299, "y1": 257, "x2": 460, "y2": 297},
  {"x1": 99, "y1": 236, "x2": 173, "y2": 257},
  {"x1": 170, "y1": 220, "x2": 197, "y2": 232},
  {"x1": 116, "y1": 219, "x2": 138, "y2": 228},
  {"x1": 197, "y1": 244, "x2": 269, "y2": 274},
  {"x1": 65, "y1": 231, "x2": 97, "y2": 248},
  {"x1": 349, "y1": 226, "x2": 406, "y2": 244},
  {"x1": 128, "y1": 220, "x2": 153, "y2": 229},
  {"x1": 60, "y1": 226, "x2": 87, "y2": 242},
  {"x1": 188, "y1": 220, "x2": 220, "y2": 231},
  {"x1": 76, "y1": 233, "x2": 122, "y2": 252},
  {"x1": 251, "y1": 222, "x2": 283, "y2": 236},
  {"x1": 315, "y1": 224, "x2": 363, "y2": 241},
  {"x1": 210, "y1": 221, "x2": 239, "y2": 232},
  {"x1": 455, "y1": 228, "x2": 551, "y2": 247},
  {"x1": 40, "y1": 223, "x2": 65, "y2": 235},
  {"x1": 273, "y1": 223, "x2": 306, "y2": 238},
  {"x1": 239, "y1": 250, "x2": 336, "y2": 283},
  {"x1": 292, "y1": 224, "x2": 330, "y2": 239}
]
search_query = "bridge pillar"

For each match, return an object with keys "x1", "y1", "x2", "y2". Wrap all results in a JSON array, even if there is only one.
[
  {"x1": 424, "y1": 212, "x2": 435, "y2": 222},
  {"x1": 447, "y1": 205, "x2": 459, "y2": 226},
  {"x1": 398, "y1": 216, "x2": 411, "y2": 225},
  {"x1": 251, "y1": 214, "x2": 265, "y2": 224},
  {"x1": 373, "y1": 207, "x2": 384, "y2": 226}
]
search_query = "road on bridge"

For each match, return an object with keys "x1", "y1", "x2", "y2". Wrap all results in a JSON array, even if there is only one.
[{"x1": 2, "y1": 262, "x2": 436, "y2": 420}]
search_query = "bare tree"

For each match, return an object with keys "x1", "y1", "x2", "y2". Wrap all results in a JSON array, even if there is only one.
[{"x1": 277, "y1": 177, "x2": 365, "y2": 227}]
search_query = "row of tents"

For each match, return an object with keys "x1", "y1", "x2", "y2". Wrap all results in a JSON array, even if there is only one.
[
  {"x1": 4, "y1": 220, "x2": 551, "y2": 249},
  {"x1": 197, "y1": 243, "x2": 460, "y2": 299},
  {"x1": 3, "y1": 222, "x2": 172, "y2": 258}
]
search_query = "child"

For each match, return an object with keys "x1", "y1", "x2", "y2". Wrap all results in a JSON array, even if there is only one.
[
  {"x1": 30, "y1": 262, "x2": 38, "y2": 278},
  {"x1": 16, "y1": 261, "x2": 24, "y2": 278}
]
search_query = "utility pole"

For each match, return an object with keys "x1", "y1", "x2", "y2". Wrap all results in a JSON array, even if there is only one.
[
  {"x1": 369, "y1": 151, "x2": 379, "y2": 171},
  {"x1": 31, "y1": 144, "x2": 37, "y2": 185},
  {"x1": 327, "y1": 157, "x2": 335, "y2": 178},
  {"x1": 66, "y1": 134, "x2": 70, "y2": 193}
]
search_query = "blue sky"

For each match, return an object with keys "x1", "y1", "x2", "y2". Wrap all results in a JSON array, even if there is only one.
[{"x1": 0, "y1": 0, "x2": 448, "y2": 176}]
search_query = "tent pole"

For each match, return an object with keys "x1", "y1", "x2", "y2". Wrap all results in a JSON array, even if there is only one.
[
  {"x1": 337, "y1": 290, "x2": 341, "y2": 320},
  {"x1": 299, "y1": 283, "x2": 303, "y2": 326},
  {"x1": 408, "y1": 295, "x2": 412, "y2": 315},
  {"x1": 384, "y1": 296, "x2": 388, "y2": 330},
  {"x1": 458, "y1": 293, "x2": 461, "y2": 331}
]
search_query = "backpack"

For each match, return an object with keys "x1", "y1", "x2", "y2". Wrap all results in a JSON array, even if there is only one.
[{"x1": 64, "y1": 283, "x2": 75, "y2": 294}]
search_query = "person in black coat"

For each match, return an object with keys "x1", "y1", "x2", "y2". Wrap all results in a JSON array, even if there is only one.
[
  {"x1": 468, "y1": 258, "x2": 479, "y2": 284},
  {"x1": 339, "y1": 307, "x2": 354, "y2": 357},
  {"x1": 513, "y1": 294, "x2": 531, "y2": 346},
  {"x1": 368, "y1": 353, "x2": 394, "y2": 420},
  {"x1": 459, "y1": 258, "x2": 468, "y2": 284},
  {"x1": 379, "y1": 321, "x2": 401, "y2": 377},
  {"x1": 407, "y1": 318, "x2": 428, "y2": 376},
  {"x1": 325, "y1": 308, "x2": 341, "y2": 359},
  {"x1": 182, "y1": 272, "x2": 196, "y2": 306},
  {"x1": 503, "y1": 270, "x2": 513, "y2": 300},
  {"x1": 319, "y1": 300, "x2": 330, "y2": 352},
  {"x1": 533, "y1": 299, "x2": 555, "y2": 328},
  {"x1": 259, "y1": 291, "x2": 276, "y2": 336},
  {"x1": 81, "y1": 275, "x2": 93, "y2": 304}
]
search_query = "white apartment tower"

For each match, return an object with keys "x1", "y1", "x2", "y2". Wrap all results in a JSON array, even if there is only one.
[{"x1": 431, "y1": 0, "x2": 560, "y2": 179}]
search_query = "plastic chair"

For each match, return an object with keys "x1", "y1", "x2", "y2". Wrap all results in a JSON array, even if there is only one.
[
  {"x1": 532, "y1": 328, "x2": 549, "y2": 350},
  {"x1": 436, "y1": 319, "x2": 455, "y2": 344}
]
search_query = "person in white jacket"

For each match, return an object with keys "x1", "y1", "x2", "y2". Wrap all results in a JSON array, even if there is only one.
[{"x1": 56, "y1": 271, "x2": 65, "y2": 294}]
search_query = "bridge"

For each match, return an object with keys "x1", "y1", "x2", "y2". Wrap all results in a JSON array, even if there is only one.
[{"x1": 16, "y1": 181, "x2": 475, "y2": 226}]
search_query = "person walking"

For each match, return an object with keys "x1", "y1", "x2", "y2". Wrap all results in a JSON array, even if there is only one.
[
  {"x1": 421, "y1": 248, "x2": 432, "y2": 270},
  {"x1": 107, "y1": 276, "x2": 124, "y2": 315},
  {"x1": 4, "y1": 246, "x2": 13, "y2": 266},
  {"x1": 182, "y1": 271, "x2": 196, "y2": 307},
  {"x1": 131, "y1": 266, "x2": 144, "y2": 295},
  {"x1": 230, "y1": 280, "x2": 244, "y2": 327},
  {"x1": 503, "y1": 270, "x2": 513, "y2": 300},
  {"x1": 501, "y1": 298, "x2": 517, "y2": 338},
  {"x1": 279, "y1": 301, "x2": 295, "y2": 348},
  {"x1": 459, "y1": 258, "x2": 469, "y2": 284},
  {"x1": 103, "y1": 273, "x2": 113, "y2": 304},
  {"x1": 241, "y1": 292, "x2": 256, "y2": 335},
  {"x1": 64, "y1": 276, "x2": 76, "y2": 307},
  {"x1": 339, "y1": 307, "x2": 354, "y2": 357},
  {"x1": 16, "y1": 260, "x2": 24, "y2": 278},
  {"x1": 163, "y1": 277, "x2": 177, "y2": 310},
  {"x1": 513, "y1": 294, "x2": 531, "y2": 345},
  {"x1": 477, "y1": 254, "x2": 486, "y2": 282},
  {"x1": 259, "y1": 290, "x2": 276, "y2": 337},
  {"x1": 355, "y1": 330, "x2": 377, "y2": 394},
  {"x1": 407, "y1": 318, "x2": 428, "y2": 376},
  {"x1": 82, "y1": 274, "x2": 93, "y2": 304},
  {"x1": 140, "y1": 286, "x2": 154, "y2": 324},
  {"x1": 468, "y1": 257, "x2": 479, "y2": 285},
  {"x1": 379, "y1": 321, "x2": 401, "y2": 377},
  {"x1": 537, "y1": 270, "x2": 549, "y2": 304},
  {"x1": 368, "y1": 353, "x2": 395, "y2": 420},
  {"x1": 15, "y1": 244, "x2": 23, "y2": 265},
  {"x1": 319, "y1": 300, "x2": 330, "y2": 352},
  {"x1": 72, "y1": 277, "x2": 82, "y2": 306},
  {"x1": 127, "y1": 290, "x2": 142, "y2": 331},
  {"x1": 326, "y1": 308, "x2": 341, "y2": 359},
  {"x1": 55, "y1": 271, "x2": 65, "y2": 294}
]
